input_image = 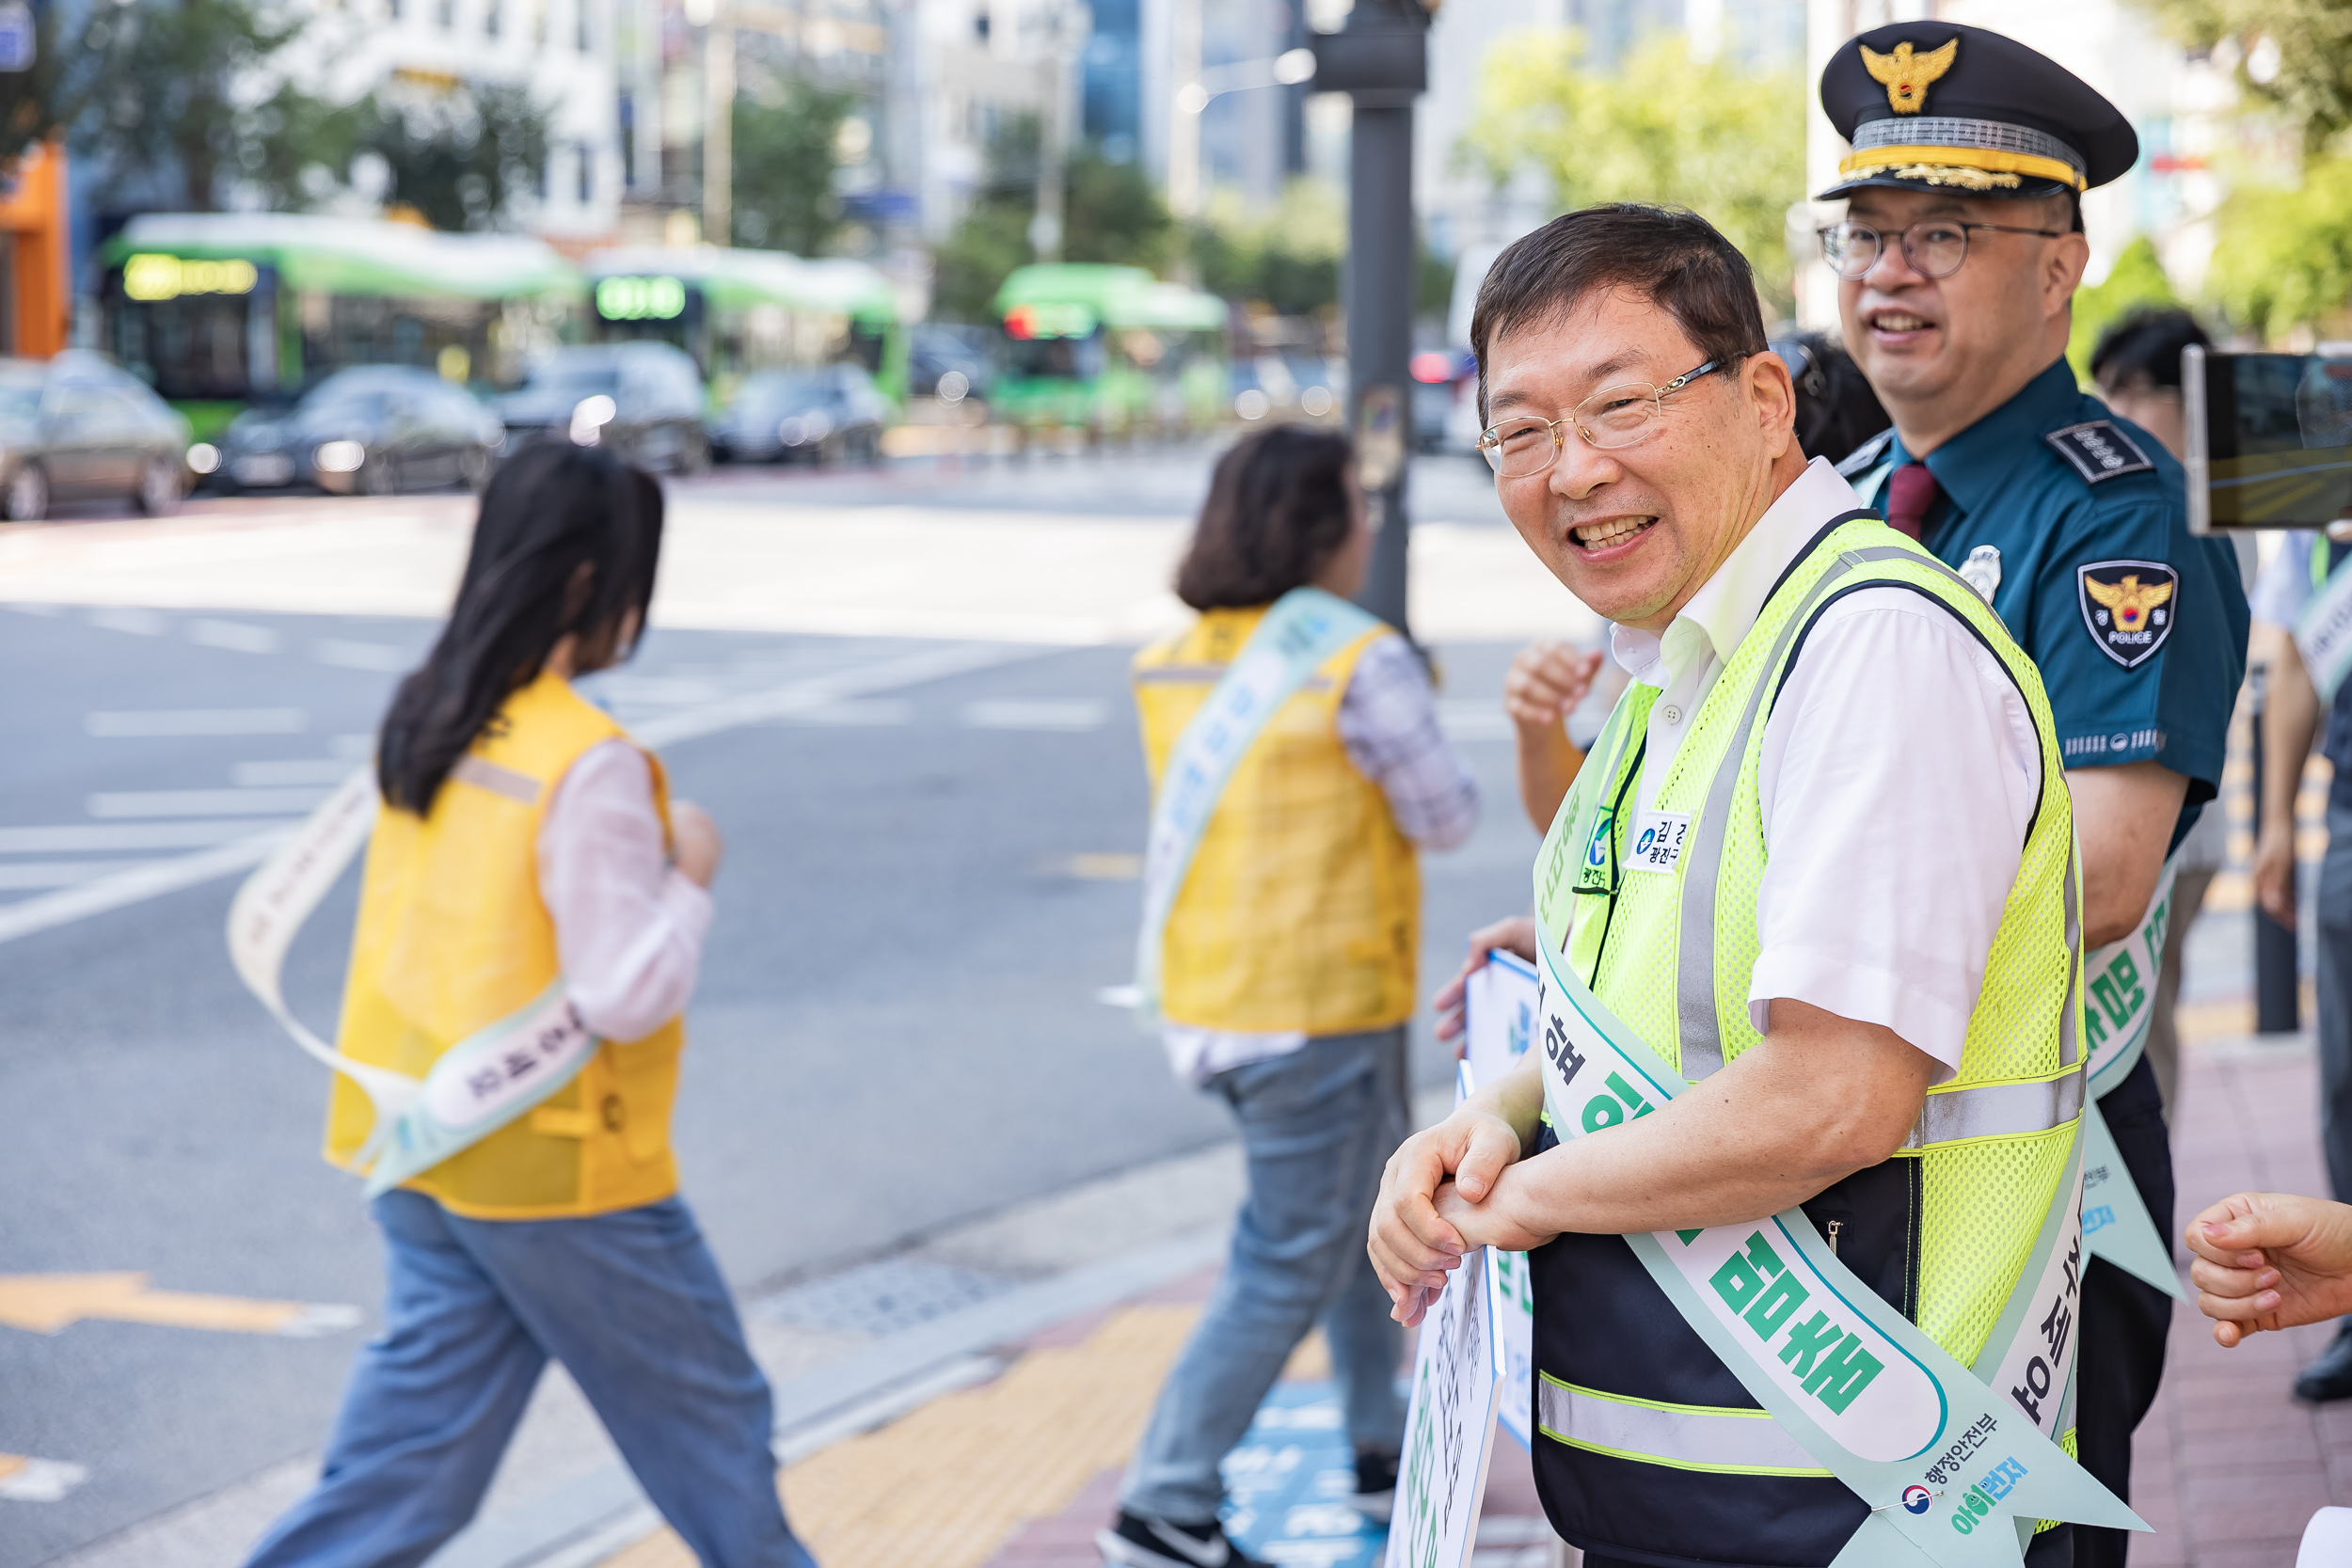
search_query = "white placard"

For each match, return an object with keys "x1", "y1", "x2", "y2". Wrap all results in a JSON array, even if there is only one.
[
  {"x1": 1386, "y1": 1245, "x2": 1502, "y2": 1568},
  {"x1": 1462, "y1": 950, "x2": 1538, "y2": 1450}
]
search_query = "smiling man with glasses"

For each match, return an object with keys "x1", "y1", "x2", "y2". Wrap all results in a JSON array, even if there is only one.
[
  {"x1": 1371, "y1": 203, "x2": 2121, "y2": 1567},
  {"x1": 1817, "y1": 27, "x2": 2249, "y2": 1568}
]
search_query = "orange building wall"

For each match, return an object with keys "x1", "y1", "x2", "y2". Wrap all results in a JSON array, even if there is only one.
[{"x1": 0, "y1": 141, "x2": 68, "y2": 357}]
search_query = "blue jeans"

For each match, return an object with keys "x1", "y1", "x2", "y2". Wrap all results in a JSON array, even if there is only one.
[
  {"x1": 1120, "y1": 1026, "x2": 1412, "y2": 1526},
  {"x1": 244, "y1": 1191, "x2": 817, "y2": 1568}
]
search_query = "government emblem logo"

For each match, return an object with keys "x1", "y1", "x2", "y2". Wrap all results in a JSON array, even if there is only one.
[
  {"x1": 2077, "y1": 561, "x2": 2179, "y2": 669},
  {"x1": 1902, "y1": 1484, "x2": 1935, "y2": 1514},
  {"x1": 1860, "y1": 38, "x2": 1958, "y2": 114}
]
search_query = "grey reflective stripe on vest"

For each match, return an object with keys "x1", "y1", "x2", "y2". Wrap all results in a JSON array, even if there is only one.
[
  {"x1": 1535, "y1": 1376, "x2": 1829, "y2": 1477},
  {"x1": 1669, "y1": 544, "x2": 2085, "y2": 1147}
]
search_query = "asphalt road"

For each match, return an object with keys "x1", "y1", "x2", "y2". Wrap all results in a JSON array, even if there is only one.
[{"x1": 0, "y1": 460, "x2": 1547, "y2": 1566}]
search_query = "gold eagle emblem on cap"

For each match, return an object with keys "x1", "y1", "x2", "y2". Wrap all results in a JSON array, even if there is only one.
[
  {"x1": 2084, "y1": 573, "x2": 2173, "y2": 632},
  {"x1": 1860, "y1": 39, "x2": 1959, "y2": 114}
]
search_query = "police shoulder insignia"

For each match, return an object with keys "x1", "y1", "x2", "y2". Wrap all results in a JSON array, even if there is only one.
[
  {"x1": 2077, "y1": 560, "x2": 2179, "y2": 669},
  {"x1": 1835, "y1": 426, "x2": 1895, "y2": 479},
  {"x1": 2045, "y1": 420, "x2": 2154, "y2": 484}
]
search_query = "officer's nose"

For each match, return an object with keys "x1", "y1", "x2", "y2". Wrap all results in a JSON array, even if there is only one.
[{"x1": 1861, "y1": 230, "x2": 1931, "y2": 292}]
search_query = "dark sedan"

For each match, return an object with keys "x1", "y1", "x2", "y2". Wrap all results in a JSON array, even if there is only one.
[
  {"x1": 216, "y1": 367, "x2": 505, "y2": 496},
  {"x1": 707, "y1": 363, "x2": 891, "y2": 465},
  {"x1": 498, "y1": 343, "x2": 708, "y2": 473},
  {"x1": 0, "y1": 352, "x2": 190, "y2": 521}
]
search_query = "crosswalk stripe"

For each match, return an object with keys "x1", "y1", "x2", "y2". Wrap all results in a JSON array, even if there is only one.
[
  {"x1": 86, "y1": 708, "x2": 306, "y2": 737},
  {"x1": 0, "y1": 821, "x2": 277, "y2": 853},
  {"x1": 0, "y1": 1454, "x2": 91, "y2": 1502},
  {"x1": 0, "y1": 830, "x2": 290, "y2": 947},
  {"x1": 87, "y1": 787, "x2": 335, "y2": 819}
]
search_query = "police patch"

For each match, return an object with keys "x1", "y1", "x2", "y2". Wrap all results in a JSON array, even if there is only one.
[
  {"x1": 2045, "y1": 420, "x2": 2154, "y2": 484},
  {"x1": 2077, "y1": 560, "x2": 2179, "y2": 669}
]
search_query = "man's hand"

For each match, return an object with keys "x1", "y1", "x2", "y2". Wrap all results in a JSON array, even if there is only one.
[
  {"x1": 1504, "y1": 641, "x2": 1603, "y2": 733},
  {"x1": 2255, "y1": 818, "x2": 2298, "y2": 928},
  {"x1": 1433, "y1": 915, "x2": 1538, "y2": 1049},
  {"x1": 671, "y1": 800, "x2": 724, "y2": 888},
  {"x1": 2185, "y1": 1192, "x2": 2352, "y2": 1347},
  {"x1": 1368, "y1": 1103, "x2": 1529, "y2": 1325}
]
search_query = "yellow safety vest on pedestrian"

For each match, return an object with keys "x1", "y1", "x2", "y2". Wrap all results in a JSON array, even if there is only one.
[
  {"x1": 326, "y1": 673, "x2": 685, "y2": 1220},
  {"x1": 1530, "y1": 519, "x2": 2085, "y2": 1560},
  {"x1": 1133, "y1": 607, "x2": 1418, "y2": 1035}
]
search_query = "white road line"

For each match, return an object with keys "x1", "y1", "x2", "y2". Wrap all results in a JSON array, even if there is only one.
[
  {"x1": 961, "y1": 699, "x2": 1109, "y2": 732},
  {"x1": 0, "y1": 830, "x2": 290, "y2": 946},
  {"x1": 312, "y1": 639, "x2": 407, "y2": 672},
  {"x1": 0, "y1": 1455, "x2": 91, "y2": 1502},
  {"x1": 190, "y1": 619, "x2": 280, "y2": 654},
  {"x1": 773, "y1": 699, "x2": 913, "y2": 727},
  {"x1": 0, "y1": 642, "x2": 1051, "y2": 948},
  {"x1": 86, "y1": 608, "x2": 167, "y2": 636},
  {"x1": 0, "y1": 862, "x2": 146, "y2": 891},
  {"x1": 233, "y1": 759, "x2": 358, "y2": 786},
  {"x1": 0, "y1": 821, "x2": 285, "y2": 853},
  {"x1": 87, "y1": 708, "x2": 306, "y2": 737},
  {"x1": 87, "y1": 787, "x2": 335, "y2": 819}
]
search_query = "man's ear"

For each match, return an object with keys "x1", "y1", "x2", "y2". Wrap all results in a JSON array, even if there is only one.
[
  {"x1": 2047, "y1": 231, "x2": 2091, "y2": 320},
  {"x1": 1748, "y1": 350, "x2": 1799, "y2": 458}
]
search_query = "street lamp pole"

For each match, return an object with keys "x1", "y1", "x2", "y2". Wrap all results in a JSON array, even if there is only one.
[
  {"x1": 1311, "y1": 0, "x2": 1425, "y2": 635},
  {"x1": 702, "y1": 0, "x2": 735, "y2": 245}
]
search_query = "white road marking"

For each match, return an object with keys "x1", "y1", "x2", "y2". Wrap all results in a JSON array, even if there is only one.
[
  {"x1": 0, "y1": 862, "x2": 142, "y2": 891},
  {"x1": 86, "y1": 607, "x2": 167, "y2": 636},
  {"x1": 87, "y1": 787, "x2": 336, "y2": 819},
  {"x1": 233, "y1": 759, "x2": 358, "y2": 786},
  {"x1": 312, "y1": 639, "x2": 407, "y2": 672},
  {"x1": 87, "y1": 708, "x2": 306, "y2": 737},
  {"x1": 961, "y1": 699, "x2": 1108, "y2": 732},
  {"x1": 1096, "y1": 984, "x2": 1142, "y2": 1008},
  {"x1": 774, "y1": 699, "x2": 913, "y2": 726},
  {"x1": 5, "y1": 602, "x2": 62, "y2": 616},
  {"x1": 0, "y1": 821, "x2": 279, "y2": 853},
  {"x1": 190, "y1": 619, "x2": 280, "y2": 654},
  {"x1": 1437, "y1": 701, "x2": 1512, "y2": 741},
  {"x1": 0, "y1": 1455, "x2": 91, "y2": 1502},
  {"x1": 0, "y1": 830, "x2": 290, "y2": 946}
]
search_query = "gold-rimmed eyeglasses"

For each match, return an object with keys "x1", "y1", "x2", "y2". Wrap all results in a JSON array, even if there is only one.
[{"x1": 1478, "y1": 358, "x2": 1725, "y2": 479}]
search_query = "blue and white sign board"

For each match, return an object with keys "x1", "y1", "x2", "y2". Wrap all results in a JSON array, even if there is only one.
[
  {"x1": 0, "y1": 4, "x2": 32, "y2": 71},
  {"x1": 1463, "y1": 949, "x2": 1538, "y2": 1450},
  {"x1": 1223, "y1": 1382, "x2": 1387, "y2": 1568},
  {"x1": 1385, "y1": 1244, "x2": 1502, "y2": 1568}
]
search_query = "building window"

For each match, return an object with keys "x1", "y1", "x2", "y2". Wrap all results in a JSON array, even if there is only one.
[
  {"x1": 485, "y1": 0, "x2": 500, "y2": 35},
  {"x1": 576, "y1": 0, "x2": 590, "y2": 51},
  {"x1": 618, "y1": 93, "x2": 636, "y2": 189},
  {"x1": 437, "y1": 0, "x2": 453, "y2": 27},
  {"x1": 577, "y1": 141, "x2": 595, "y2": 204},
  {"x1": 531, "y1": 0, "x2": 546, "y2": 46}
]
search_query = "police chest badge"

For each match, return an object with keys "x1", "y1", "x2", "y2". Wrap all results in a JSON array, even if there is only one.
[{"x1": 2077, "y1": 560, "x2": 2179, "y2": 669}]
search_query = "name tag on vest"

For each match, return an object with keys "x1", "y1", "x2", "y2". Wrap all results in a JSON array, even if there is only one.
[{"x1": 1625, "y1": 810, "x2": 1691, "y2": 874}]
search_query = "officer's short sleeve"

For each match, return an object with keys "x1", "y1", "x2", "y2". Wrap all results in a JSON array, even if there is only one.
[{"x1": 2023, "y1": 492, "x2": 2246, "y2": 806}]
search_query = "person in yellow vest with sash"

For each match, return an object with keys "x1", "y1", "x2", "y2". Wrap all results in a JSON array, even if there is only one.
[
  {"x1": 1373, "y1": 206, "x2": 2137, "y2": 1566},
  {"x1": 1101, "y1": 425, "x2": 1479, "y2": 1568},
  {"x1": 239, "y1": 443, "x2": 819, "y2": 1568}
]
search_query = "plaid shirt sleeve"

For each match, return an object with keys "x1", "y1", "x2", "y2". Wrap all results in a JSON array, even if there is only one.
[{"x1": 1334, "y1": 633, "x2": 1480, "y2": 851}]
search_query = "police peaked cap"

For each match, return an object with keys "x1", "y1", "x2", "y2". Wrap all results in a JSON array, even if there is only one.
[{"x1": 1816, "y1": 22, "x2": 2138, "y2": 201}]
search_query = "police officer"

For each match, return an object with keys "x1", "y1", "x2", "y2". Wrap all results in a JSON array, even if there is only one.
[
  {"x1": 1818, "y1": 24, "x2": 2249, "y2": 1565},
  {"x1": 1376, "y1": 202, "x2": 2103, "y2": 1568}
]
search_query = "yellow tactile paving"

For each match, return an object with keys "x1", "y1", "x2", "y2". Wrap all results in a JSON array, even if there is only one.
[{"x1": 603, "y1": 1304, "x2": 1202, "y2": 1568}]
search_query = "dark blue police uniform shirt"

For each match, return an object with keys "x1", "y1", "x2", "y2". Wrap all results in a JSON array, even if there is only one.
[{"x1": 1859, "y1": 358, "x2": 2249, "y2": 842}]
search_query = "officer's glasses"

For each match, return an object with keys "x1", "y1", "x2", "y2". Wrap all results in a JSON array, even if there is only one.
[
  {"x1": 1819, "y1": 219, "x2": 2066, "y2": 281},
  {"x1": 1479, "y1": 359, "x2": 1724, "y2": 480}
]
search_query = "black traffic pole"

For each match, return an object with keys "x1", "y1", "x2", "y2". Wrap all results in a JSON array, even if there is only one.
[
  {"x1": 1311, "y1": 0, "x2": 1426, "y2": 636},
  {"x1": 2250, "y1": 661, "x2": 2302, "y2": 1033}
]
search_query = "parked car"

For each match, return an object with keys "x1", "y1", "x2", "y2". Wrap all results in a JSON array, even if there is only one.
[
  {"x1": 1229, "y1": 353, "x2": 1341, "y2": 423},
  {"x1": 216, "y1": 367, "x2": 505, "y2": 497},
  {"x1": 908, "y1": 324, "x2": 992, "y2": 403},
  {"x1": 499, "y1": 343, "x2": 708, "y2": 472},
  {"x1": 0, "y1": 351, "x2": 190, "y2": 521},
  {"x1": 707, "y1": 363, "x2": 891, "y2": 465}
]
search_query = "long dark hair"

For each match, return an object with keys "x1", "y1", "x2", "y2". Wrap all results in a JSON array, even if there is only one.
[
  {"x1": 377, "y1": 441, "x2": 663, "y2": 815},
  {"x1": 1174, "y1": 424, "x2": 1356, "y2": 610}
]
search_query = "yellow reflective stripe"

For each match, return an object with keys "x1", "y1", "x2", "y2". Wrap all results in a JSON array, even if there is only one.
[
  {"x1": 1534, "y1": 1374, "x2": 1831, "y2": 1478},
  {"x1": 1837, "y1": 145, "x2": 2087, "y2": 191}
]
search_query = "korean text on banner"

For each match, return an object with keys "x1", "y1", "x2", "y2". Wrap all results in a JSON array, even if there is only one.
[
  {"x1": 1462, "y1": 950, "x2": 1538, "y2": 1451},
  {"x1": 1387, "y1": 1245, "x2": 1502, "y2": 1568}
]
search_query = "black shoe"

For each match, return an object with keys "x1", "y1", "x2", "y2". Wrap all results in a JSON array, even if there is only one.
[
  {"x1": 1349, "y1": 1448, "x2": 1399, "y2": 1523},
  {"x1": 2296, "y1": 1323, "x2": 2352, "y2": 1402},
  {"x1": 1097, "y1": 1511, "x2": 1273, "y2": 1568}
]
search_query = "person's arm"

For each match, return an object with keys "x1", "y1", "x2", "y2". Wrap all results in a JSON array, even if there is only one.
[
  {"x1": 1370, "y1": 1002, "x2": 1933, "y2": 1321},
  {"x1": 1503, "y1": 642, "x2": 1602, "y2": 832},
  {"x1": 1430, "y1": 913, "x2": 1537, "y2": 1048},
  {"x1": 2068, "y1": 762, "x2": 2191, "y2": 948},
  {"x1": 2257, "y1": 638, "x2": 2322, "y2": 927},
  {"x1": 2185, "y1": 1192, "x2": 2352, "y2": 1347},
  {"x1": 1334, "y1": 634, "x2": 1480, "y2": 850},
  {"x1": 537, "y1": 741, "x2": 719, "y2": 1042}
]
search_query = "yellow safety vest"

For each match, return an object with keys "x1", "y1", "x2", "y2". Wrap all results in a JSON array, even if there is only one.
[
  {"x1": 1132, "y1": 606, "x2": 1419, "y2": 1035},
  {"x1": 326, "y1": 673, "x2": 685, "y2": 1219}
]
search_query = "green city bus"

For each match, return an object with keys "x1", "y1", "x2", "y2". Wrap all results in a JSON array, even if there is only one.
[
  {"x1": 990, "y1": 264, "x2": 1229, "y2": 436},
  {"x1": 586, "y1": 247, "x2": 906, "y2": 408},
  {"x1": 100, "y1": 214, "x2": 584, "y2": 440}
]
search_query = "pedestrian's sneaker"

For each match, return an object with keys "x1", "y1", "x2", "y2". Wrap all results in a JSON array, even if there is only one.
[
  {"x1": 1349, "y1": 1448, "x2": 1399, "y2": 1523},
  {"x1": 1096, "y1": 1510, "x2": 1272, "y2": 1568}
]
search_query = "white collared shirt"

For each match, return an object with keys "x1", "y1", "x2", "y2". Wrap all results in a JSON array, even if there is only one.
[{"x1": 1603, "y1": 457, "x2": 2042, "y2": 1081}]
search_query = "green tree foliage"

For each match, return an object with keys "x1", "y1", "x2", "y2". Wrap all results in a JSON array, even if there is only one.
[
  {"x1": 2151, "y1": 0, "x2": 2352, "y2": 153},
  {"x1": 0, "y1": 2, "x2": 83, "y2": 160},
  {"x1": 72, "y1": 0, "x2": 351, "y2": 211},
  {"x1": 930, "y1": 119, "x2": 1179, "y2": 322},
  {"x1": 1191, "y1": 179, "x2": 1343, "y2": 316},
  {"x1": 360, "y1": 81, "x2": 550, "y2": 231},
  {"x1": 2207, "y1": 155, "x2": 2352, "y2": 341},
  {"x1": 1459, "y1": 30, "x2": 1805, "y2": 315},
  {"x1": 2068, "y1": 237, "x2": 2182, "y2": 381},
  {"x1": 731, "y1": 82, "x2": 856, "y2": 254}
]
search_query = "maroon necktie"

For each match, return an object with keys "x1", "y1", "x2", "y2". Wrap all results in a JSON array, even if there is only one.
[{"x1": 1884, "y1": 460, "x2": 1939, "y2": 541}]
